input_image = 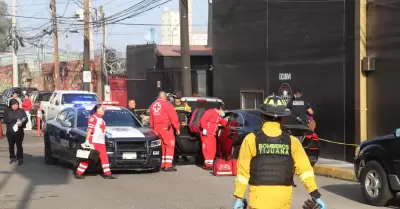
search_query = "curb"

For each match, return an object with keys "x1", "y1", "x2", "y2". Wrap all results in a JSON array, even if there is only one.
[{"x1": 313, "y1": 164, "x2": 357, "y2": 182}]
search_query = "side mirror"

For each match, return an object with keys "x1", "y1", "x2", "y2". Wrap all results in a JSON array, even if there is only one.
[
  {"x1": 55, "y1": 100, "x2": 60, "y2": 106},
  {"x1": 61, "y1": 120, "x2": 72, "y2": 127},
  {"x1": 395, "y1": 128, "x2": 400, "y2": 138}
]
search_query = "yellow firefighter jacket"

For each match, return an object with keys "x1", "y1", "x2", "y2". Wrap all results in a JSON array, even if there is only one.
[{"x1": 234, "y1": 121, "x2": 318, "y2": 209}]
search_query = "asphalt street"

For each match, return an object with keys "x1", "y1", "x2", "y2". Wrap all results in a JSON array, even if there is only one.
[{"x1": 0, "y1": 132, "x2": 398, "y2": 209}]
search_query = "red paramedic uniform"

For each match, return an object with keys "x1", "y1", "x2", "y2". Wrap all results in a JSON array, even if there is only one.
[
  {"x1": 76, "y1": 113, "x2": 111, "y2": 175},
  {"x1": 199, "y1": 108, "x2": 228, "y2": 167},
  {"x1": 149, "y1": 99, "x2": 180, "y2": 168}
]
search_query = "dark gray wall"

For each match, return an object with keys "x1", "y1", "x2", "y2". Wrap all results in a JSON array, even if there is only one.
[
  {"x1": 366, "y1": 2, "x2": 400, "y2": 138},
  {"x1": 212, "y1": 0, "x2": 356, "y2": 161}
]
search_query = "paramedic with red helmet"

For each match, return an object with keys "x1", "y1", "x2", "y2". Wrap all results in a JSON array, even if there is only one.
[
  {"x1": 75, "y1": 103, "x2": 117, "y2": 179},
  {"x1": 199, "y1": 104, "x2": 228, "y2": 170},
  {"x1": 149, "y1": 91, "x2": 180, "y2": 172}
]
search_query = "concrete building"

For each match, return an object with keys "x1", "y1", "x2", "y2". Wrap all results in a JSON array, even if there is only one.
[
  {"x1": 191, "y1": 33, "x2": 208, "y2": 45},
  {"x1": 161, "y1": 1, "x2": 193, "y2": 45}
]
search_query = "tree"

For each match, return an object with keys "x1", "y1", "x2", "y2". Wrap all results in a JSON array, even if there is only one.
[{"x1": 0, "y1": 0, "x2": 10, "y2": 52}]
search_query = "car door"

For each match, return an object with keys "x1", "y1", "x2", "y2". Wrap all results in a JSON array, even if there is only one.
[
  {"x1": 63, "y1": 109, "x2": 80, "y2": 159},
  {"x1": 51, "y1": 109, "x2": 70, "y2": 157},
  {"x1": 175, "y1": 110, "x2": 201, "y2": 154},
  {"x1": 218, "y1": 112, "x2": 245, "y2": 157},
  {"x1": 58, "y1": 108, "x2": 75, "y2": 158},
  {"x1": 48, "y1": 93, "x2": 60, "y2": 119}
]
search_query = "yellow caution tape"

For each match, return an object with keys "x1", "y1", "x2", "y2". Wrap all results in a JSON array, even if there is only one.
[{"x1": 318, "y1": 138, "x2": 359, "y2": 147}]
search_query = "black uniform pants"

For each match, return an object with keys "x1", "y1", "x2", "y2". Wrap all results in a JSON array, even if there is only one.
[{"x1": 7, "y1": 131, "x2": 24, "y2": 160}]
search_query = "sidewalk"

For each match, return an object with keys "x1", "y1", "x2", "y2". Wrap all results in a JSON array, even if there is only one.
[{"x1": 313, "y1": 158, "x2": 356, "y2": 182}]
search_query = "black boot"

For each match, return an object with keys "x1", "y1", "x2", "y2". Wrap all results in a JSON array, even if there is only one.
[
  {"x1": 103, "y1": 174, "x2": 117, "y2": 179},
  {"x1": 74, "y1": 172, "x2": 85, "y2": 179},
  {"x1": 164, "y1": 167, "x2": 177, "y2": 172},
  {"x1": 9, "y1": 158, "x2": 16, "y2": 164},
  {"x1": 17, "y1": 159, "x2": 23, "y2": 165}
]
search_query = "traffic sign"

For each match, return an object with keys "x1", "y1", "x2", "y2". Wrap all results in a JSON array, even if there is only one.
[{"x1": 83, "y1": 71, "x2": 91, "y2": 83}]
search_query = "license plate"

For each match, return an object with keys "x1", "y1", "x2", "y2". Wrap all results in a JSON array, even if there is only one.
[{"x1": 122, "y1": 152, "x2": 137, "y2": 159}]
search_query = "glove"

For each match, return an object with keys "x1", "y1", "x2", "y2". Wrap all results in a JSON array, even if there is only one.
[
  {"x1": 202, "y1": 129, "x2": 207, "y2": 136},
  {"x1": 316, "y1": 198, "x2": 326, "y2": 209},
  {"x1": 233, "y1": 199, "x2": 244, "y2": 209}
]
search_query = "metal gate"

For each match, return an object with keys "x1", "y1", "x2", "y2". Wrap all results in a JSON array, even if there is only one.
[{"x1": 109, "y1": 75, "x2": 127, "y2": 106}]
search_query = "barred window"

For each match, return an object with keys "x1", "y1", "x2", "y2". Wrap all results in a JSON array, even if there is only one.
[{"x1": 240, "y1": 90, "x2": 264, "y2": 109}]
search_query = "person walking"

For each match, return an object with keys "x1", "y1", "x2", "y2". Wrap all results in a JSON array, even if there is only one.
[
  {"x1": 74, "y1": 104, "x2": 117, "y2": 179},
  {"x1": 198, "y1": 104, "x2": 228, "y2": 170},
  {"x1": 22, "y1": 94, "x2": 32, "y2": 131},
  {"x1": 232, "y1": 95, "x2": 326, "y2": 209},
  {"x1": 3, "y1": 99, "x2": 28, "y2": 165},
  {"x1": 149, "y1": 91, "x2": 180, "y2": 171}
]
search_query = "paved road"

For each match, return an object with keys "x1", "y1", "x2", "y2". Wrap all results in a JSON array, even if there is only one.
[{"x1": 0, "y1": 133, "x2": 398, "y2": 209}]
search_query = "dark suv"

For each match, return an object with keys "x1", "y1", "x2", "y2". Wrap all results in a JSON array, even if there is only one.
[
  {"x1": 354, "y1": 128, "x2": 400, "y2": 206},
  {"x1": 0, "y1": 87, "x2": 39, "y2": 118}
]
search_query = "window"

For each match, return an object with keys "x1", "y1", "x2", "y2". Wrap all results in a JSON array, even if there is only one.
[
  {"x1": 77, "y1": 109, "x2": 141, "y2": 128},
  {"x1": 57, "y1": 109, "x2": 70, "y2": 121},
  {"x1": 232, "y1": 113, "x2": 245, "y2": 127},
  {"x1": 65, "y1": 109, "x2": 76, "y2": 126},
  {"x1": 61, "y1": 94, "x2": 99, "y2": 104},
  {"x1": 240, "y1": 90, "x2": 264, "y2": 109},
  {"x1": 38, "y1": 93, "x2": 53, "y2": 102},
  {"x1": 49, "y1": 93, "x2": 57, "y2": 104}
]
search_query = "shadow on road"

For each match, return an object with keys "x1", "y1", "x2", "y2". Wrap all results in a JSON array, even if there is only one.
[
  {"x1": 0, "y1": 152, "x2": 71, "y2": 209},
  {"x1": 322, "y1": 184, "x2": 400, "y2": 208},
  {"x1": 322, "y1": 184, "x2": 365, "y2": 203}
]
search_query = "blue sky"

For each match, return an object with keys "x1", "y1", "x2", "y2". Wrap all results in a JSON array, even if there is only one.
[{"x1": 5, "y1": 0, "x2": 208, "y2": 53}]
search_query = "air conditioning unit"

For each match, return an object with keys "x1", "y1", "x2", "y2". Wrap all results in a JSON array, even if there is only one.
[{"x1": 362, "y1": 56, "x2": 375, "y2": 72}]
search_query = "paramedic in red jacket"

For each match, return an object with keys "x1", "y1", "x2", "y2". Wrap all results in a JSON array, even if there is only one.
[
  {"x1": 149, "y1": 91, "x2": 180, "y2": 172},
  {"x1": 199, "y1": 105, "x2": 228, "y2": 170}
]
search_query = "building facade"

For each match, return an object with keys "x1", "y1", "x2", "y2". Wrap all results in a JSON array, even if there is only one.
[
  {"x1": 191, "y1": 33, "x2": 208, "y2": 45},
  {"x1": 161, "y1": 1, "x2": 194, "y2": 45}
]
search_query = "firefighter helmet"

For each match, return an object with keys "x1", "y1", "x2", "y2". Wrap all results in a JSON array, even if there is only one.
[{"x1": 259, "y1": 94, "x2": 291, "y2": 117}]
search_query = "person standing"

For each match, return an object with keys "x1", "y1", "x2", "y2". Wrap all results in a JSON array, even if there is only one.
[
  {"x1": 7, "y1": 91, "x2": 22, "y2": 108},
  {"x1": 3, "y1": 99, "x2": 28, "y2": 165},
  {"x1": 172, "y1": 91, "x2": 191, "y2": 163},
  {"x1": 198, "y1": 105, "x2": 228, "y2": 170},
  {"x1": 127, "y1": 99, "x2": 141, "y2": 122},
  {"x1": 22, "y1": 94, "x2": 32, "y2": 131},
  {"x1": 232, "y1": 95, "x2": 326, "y2": 209},
  {"x1": 74, "y1": 104, "x2": 117, "y2": 179},
  {"x1": 149, "y1": 91, "x2": 180, "y2": 172},
  {"x1": 286, "y1": 89, "x2": 314, "y2": 125}
]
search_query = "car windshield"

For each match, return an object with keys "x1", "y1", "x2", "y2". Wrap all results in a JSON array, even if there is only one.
[
  {"x1": 62, "y1": 94, "x2": 99, "y2": 103},
  {"x1": 77, "y1": 109, "x2": 141, "y2": 128},
  {"x1": 245, "y1": 111, "x2": 263, "y2": 128},
  {"x1": 185, "y1": 100, "x2": 223, "y2": 110},
  {"x1": 38, "y1": 93, "x2": 53, "y2": 101}
]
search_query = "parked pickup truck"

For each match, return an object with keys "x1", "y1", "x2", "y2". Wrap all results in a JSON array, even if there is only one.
[{"x1": 40, "y1": 90, "x2": 99, "y2": 129}]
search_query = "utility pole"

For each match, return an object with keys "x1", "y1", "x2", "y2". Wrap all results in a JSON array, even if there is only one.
[
  {"x1": 207, "y1": 0, "x2": 212, "y2": 47},
  {"x1": 88, "y1": 0, "x2": 94, "y2": 92},
  {"x1": 51, "y1": 0, "x2": 60, "y2": 90},
  {"x1": 83, "y1": 0, "x2": 91, "y2": 91},
  {"x1": 179, "y1": 0, "x2": 192, "y2": 96},
  {"x1": 98, "y1": 6, "x2": 105, "y2": 101},
  {"x1": 11, "y1": 0, "x2": 18, "y2": 87}
]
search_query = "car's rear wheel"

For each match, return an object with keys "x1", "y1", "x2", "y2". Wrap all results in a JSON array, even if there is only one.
[
  {"x1": 44, "y1": 141, "x2": 58, "y2": 165},
  {"x1": 360, "y1": 161, "x2": 394, "y2": 206}
]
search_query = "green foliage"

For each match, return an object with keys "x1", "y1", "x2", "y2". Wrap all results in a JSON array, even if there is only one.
[{"x1": 0, "y1": 0, "x2": 10, "y2": 52}]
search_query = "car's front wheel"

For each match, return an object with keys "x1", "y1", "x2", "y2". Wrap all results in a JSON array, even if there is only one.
[
  {"x1": 360, "y1": 160, "x2": 394, "y2": 206},
  {"x1": 44, "y1": 138, "x2": 58, "y2": 165}
]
